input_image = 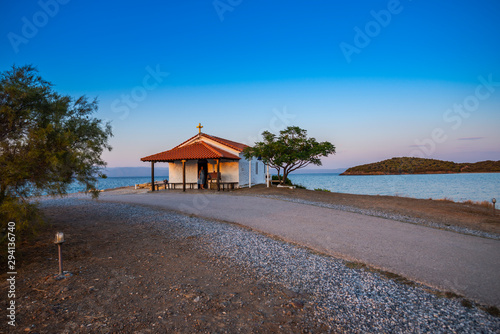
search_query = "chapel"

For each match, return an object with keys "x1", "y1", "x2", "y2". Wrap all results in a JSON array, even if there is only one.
[{"x1": 141, "y1": 124, "x2": 266, "y2": 191}]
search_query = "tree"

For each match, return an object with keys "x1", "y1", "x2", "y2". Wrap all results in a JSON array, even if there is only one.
[
  {"x1": 0, "y1": 65, "x2": 112, "y2": 239},
  {"x1": 244, "y1": 126, "x2": 335, "y2": 184}
]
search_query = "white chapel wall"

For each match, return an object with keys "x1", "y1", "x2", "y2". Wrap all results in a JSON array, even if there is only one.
[
  {"x1": 238, "y1": 154, "x2": 266, "y2": 187},
  {"x1": 168, "y1": 161, "x2": 198, "y2": 183},
  {"x1": 219, "y1": 161, "x2": 239, "y2": 183}
]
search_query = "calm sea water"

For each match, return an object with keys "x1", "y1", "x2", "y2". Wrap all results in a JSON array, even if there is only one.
[
  {"x1": 288, "y1": 173, "x2": 500, "y2": 203},
  {"x1": 66, "y1": 173, "x2": 500, "y2": 203},
  {"x1": 66, "y1": 176, "x2": 168, "y2": 194}
]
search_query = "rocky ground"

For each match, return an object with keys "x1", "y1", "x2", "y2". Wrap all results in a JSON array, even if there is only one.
[
  {"x1": 1, "y1": 199, "x2": 321, "y2": 333},
  {"x1": 1, "y1": 190, "x2": 499, "y2": 333}
]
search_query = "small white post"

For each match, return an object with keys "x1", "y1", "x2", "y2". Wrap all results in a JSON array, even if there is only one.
[
  {"x1": 266, "y1": 164, "x2": 270, "y2": 187},
  {"x1": 249, "y1": 158, "x2": 252, "y2": 188},
  {"x1": 54, "y1": 232, "x2": 65, "y2": 276}
]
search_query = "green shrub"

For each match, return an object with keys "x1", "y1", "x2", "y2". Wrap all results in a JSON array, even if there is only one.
[
  {"x1": 272, "y1": 175, "x2": 292, "y2": 185},
  {"x1": 0, "y1": 196, "x2": 44, "y2": 250}
]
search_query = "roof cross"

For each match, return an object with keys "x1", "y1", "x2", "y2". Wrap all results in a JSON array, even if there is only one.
[{"x1": 196, "y1": 123, "x2": 203, "y2": 134}]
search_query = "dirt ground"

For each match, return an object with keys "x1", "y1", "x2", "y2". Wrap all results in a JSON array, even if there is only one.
[
  {"x1": 232, "y1": 185, "x2": 500, "y2": 235},
  {"x1": 1, "y1": 187, "x2": 499, "y2": 333},
  {"x1": 0, "y1": 202, "x2": 326, "y2": 333}
]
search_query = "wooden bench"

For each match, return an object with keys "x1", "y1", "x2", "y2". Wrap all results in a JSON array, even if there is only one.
[
  {"x1": 208, "y1": 172, "x2": 220, "y2": 190},
  {"x1": 167, "y1": 182, "x2": 198, "y2": 190},
  {"x1": 152, "y1": 181, "x2": 168, "y2": 190},
  {"x1": 210, "y1": 182, "x2": 238, "y2": 191},
  {"x1": 208, "y1": 172, "x2": 220, "y2": 182},
  {"x1": 207, "y1": 172, "x2": 238, "y2": 191},
  {"x1": 151, "y1": 182, "x2": 197, "y2": 190},
  {"x1": 151, "y1": 177, "x2": 238, "y2": 191},
  {"x1": 220, "y1": 182, "x2": 238, "y2": 191}
]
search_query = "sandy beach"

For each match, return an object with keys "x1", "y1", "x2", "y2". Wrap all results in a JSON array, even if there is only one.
[{"x1": 1, "y1": 187, "x2": 499, "y2": 333}]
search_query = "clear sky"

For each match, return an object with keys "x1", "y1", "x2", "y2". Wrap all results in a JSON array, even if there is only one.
[{"x1": 1, "y1": 0, "x2": 499, "y2": 168}]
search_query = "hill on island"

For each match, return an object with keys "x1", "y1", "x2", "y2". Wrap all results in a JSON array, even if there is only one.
[
  {"x1": 104, "y1": 167, "x2": 169, "y2": 177},
  {"x1": 340, "y1": 157, "x2": 500, "y2": 175}
]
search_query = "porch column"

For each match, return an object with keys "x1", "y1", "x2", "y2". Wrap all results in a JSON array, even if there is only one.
[
  {"x1": 217, "y1": 159, "x2": 220, "y2": 191},
  {"x1": 151, "y1": 161, "x2": 155, "y2": 191},
  {"x1": 266, "y1": 164, "x2": 270, "y2": 188},
  {"x1": 182, "y1": 160, "x2": 186, "y2": 192},
  {"x1": 249, "y1": 158, "x2": 252, "y2": 188}
]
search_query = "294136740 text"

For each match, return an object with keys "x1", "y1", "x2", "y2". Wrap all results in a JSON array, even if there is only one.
[{"x1": 6, "y1": 221, "x2": 17, "y2": 327}]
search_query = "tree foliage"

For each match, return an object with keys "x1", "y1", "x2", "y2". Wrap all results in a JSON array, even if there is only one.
[
  {"x1": 0, "y1": 65, "x2": 112, "y2": 240},
  {"x1": 244, "y1": 126, "x2": 335, "y2": 184}
]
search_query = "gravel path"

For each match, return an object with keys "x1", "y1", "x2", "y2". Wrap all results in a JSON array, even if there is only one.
[
  {"x1": 92, "y1": 191, "x2": 500, "y2": 309},
  {"x1": 254, "y1": 194, "x2": 500, "y2": 240},
  {"x1": 38, "y1": 197, "x2": 500, "y2": 332}
]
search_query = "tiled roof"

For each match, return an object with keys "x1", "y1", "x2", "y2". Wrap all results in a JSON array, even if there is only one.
[
  {"x1": 174, "y1": 133, "x2": 249, "y2": 152},
  {"x1": 141, "y1": 141, "x2": 241, "y2": 162},
  {"x1": 201, "y1": 134, "x2": 249, "y2": 152}
]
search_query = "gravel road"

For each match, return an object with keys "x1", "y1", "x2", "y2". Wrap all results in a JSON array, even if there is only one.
[
  {"x1": 34, "y1": 196, "x2": 500, "y2": 332},
  {"x1": 96, "y1": 191, "x2": 500, "y2": 308}
]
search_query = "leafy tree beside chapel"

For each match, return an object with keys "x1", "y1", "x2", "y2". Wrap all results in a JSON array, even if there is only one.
[{"x1": 244, "y1": 126, "x2": 335, "y2": 184}]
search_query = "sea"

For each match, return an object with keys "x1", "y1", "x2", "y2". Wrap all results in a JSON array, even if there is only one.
[
  {"x1": 65, "y1": 173, "x2": 500, "y2": 203},
  {"x1": 65, "y1": 176, "x2": 169, "y2": 194}
]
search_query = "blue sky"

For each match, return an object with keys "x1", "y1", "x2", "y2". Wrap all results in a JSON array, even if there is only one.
[{"x1": 1, "y1": 0, "x2": 499, "y2": 168}]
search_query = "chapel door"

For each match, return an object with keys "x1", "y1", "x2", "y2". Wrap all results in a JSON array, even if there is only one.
[{"x1": 198, "y1": 159, "x2": 208, "y2": 188}]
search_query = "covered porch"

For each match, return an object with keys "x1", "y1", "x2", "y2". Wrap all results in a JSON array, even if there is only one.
[{"x1": 141, "y1": 141, "x2": 241, "y2": 192}]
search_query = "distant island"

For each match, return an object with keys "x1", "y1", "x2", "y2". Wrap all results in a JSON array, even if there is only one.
[
  {"x1": 104, "y1": 167, "x2": 169, "y2": 177},
  {"x1": 340, "y1": 157, "x2": 500, "y2": 175}
]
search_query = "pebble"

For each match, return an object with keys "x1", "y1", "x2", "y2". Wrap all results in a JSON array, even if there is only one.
[{"x1": 38, "y1": 196, "x2": 500, "y2": 332}]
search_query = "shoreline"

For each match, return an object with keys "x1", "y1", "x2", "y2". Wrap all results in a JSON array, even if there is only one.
[
  {"x1": 76, "y1": 182, "x2": 498, "y2": 204},
  {"x1": 37, "y1": 184, "x2": 499, "y2": 238},
  {"x1": 59, "y1": 171, "x2": 500, "y2": 203},
  {"x1": 340, "y1": 171, "x2": 500, "y2": 175},
  {"x1": 232, "y1": 185, "x2": 500, "y2": 237},
  {"x1": 252, "y1": 194, "x2": 500, "y2": 240}
]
